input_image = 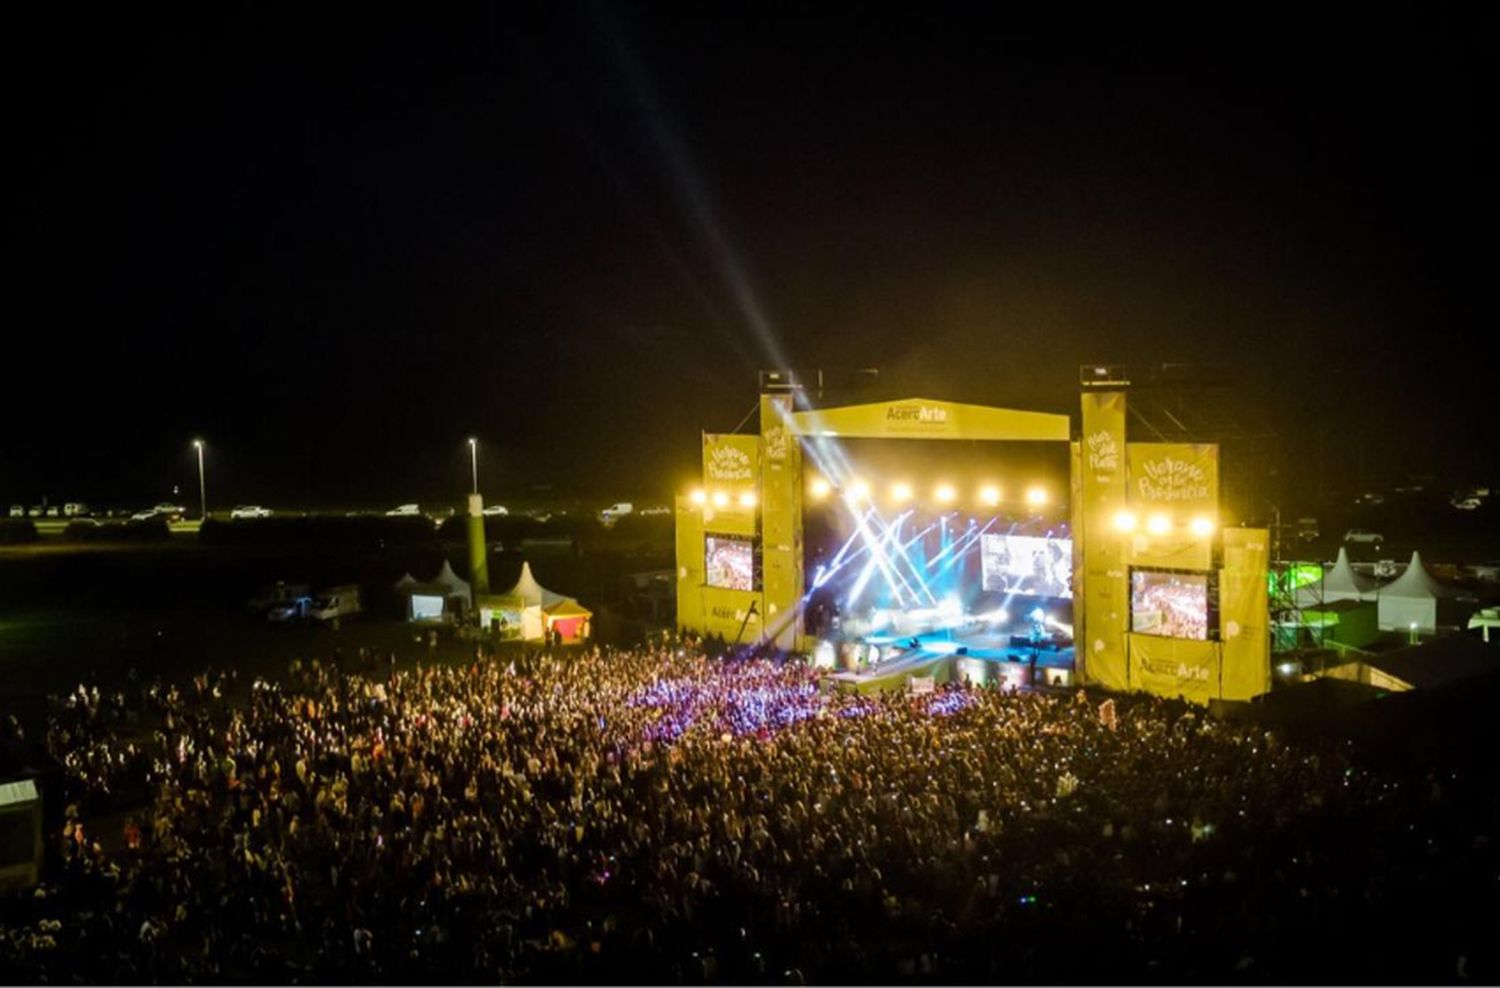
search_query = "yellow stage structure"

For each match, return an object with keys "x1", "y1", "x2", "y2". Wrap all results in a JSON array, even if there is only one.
[{"x1": 676, "y1": 385, "x2": 1270, "y2": 702}]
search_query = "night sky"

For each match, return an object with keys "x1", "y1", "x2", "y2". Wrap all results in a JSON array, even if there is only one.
[{"x1": 5, "y1": 4, "x2": 1492, "y2": 509}]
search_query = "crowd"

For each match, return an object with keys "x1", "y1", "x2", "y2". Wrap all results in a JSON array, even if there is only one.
[{"x1": 3, "y1": 639, "x2": 1499, "y2": 983}]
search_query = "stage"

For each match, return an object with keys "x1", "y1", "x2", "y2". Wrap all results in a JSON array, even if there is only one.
[{"x1": 823, "y1": 628, "x2": 1076, "y2": 693}]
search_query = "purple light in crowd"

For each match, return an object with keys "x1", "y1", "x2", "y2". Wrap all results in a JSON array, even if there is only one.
[{"x1": 624, "y1": 661, "x2": 971, "y2": 742}]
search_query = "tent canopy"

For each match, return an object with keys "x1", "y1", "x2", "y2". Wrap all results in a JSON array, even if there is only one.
[
  {"x1": 431, "y1": 560, "x2": 471, "y2": 599},
  {"x1": 501, "y1": 561, "x2": 567, "y2": 608},
  {"x1": 1382, "y1": 551, "x2": 1460, "y2": 599},
  {"x1": 1324, "y1": 547, "x2": 1379, "y2": 597},
  {"x1": 544, "y1": 598, "x2": 593, "y2": 619},
  {"x1": 395, "y1": 562, "x2": 470, "y2": 600}
]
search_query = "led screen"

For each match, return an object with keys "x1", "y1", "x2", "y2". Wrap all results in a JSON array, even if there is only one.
[
  {"x1": 1131, "y1": 570, "x2": 1209, "y2": 640},
  {"x1": 705, "y1": 534, "x2": 756, "y2": 591},
  {"x1": 980, "y1": 534, "x2": 1073, "y2": 598}
]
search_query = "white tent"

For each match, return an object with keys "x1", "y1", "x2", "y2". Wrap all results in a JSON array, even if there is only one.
[
  {"x1": 431, "y1": 560, "x2": 472, "y2": 604},
  {"x1": 487, "y1": 562, "x2": 587, "y2": 642},
  {"x1": 1377, "y1": 551, "x2": 1456, "y2": 632},
  {"x1": 504, "y1": 561, "x2": 566, "y2": 609},
  {"x1": 394, "y1": 562, "x2": 472, "y2": 622},
  {"x1": 1316, "y1": 547, "x2": 1381, "y2": 603}
]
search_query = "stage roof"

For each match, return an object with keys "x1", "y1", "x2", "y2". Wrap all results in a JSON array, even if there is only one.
[{"x1": 786, "y1": 397, "x2": 1070, "y2": 441}]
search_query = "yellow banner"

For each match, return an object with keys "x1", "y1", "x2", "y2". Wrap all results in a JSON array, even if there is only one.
[
  {"x1": 1127, "y1": 442, "x2": 1218, "y2": 571},
  {"x1": 759, "y1": 395, "x2": 803, "y2": 649},
  {"x1": 1080, "y1": 392, "x2": 1129, "y2": 690},
  {"x1": 703, "y1": 433, "x2": 760, "y2": 485},
  {"x1": 699, "y1": 586, "x2": 766, "y2": 642},
  {"x1": 785, "y1": 397, "x2": 1070, "y2": 441},
  {"x1": 1220, "y1": 527, "x2": 1271, "y2": 700},
  {"x1": 1130, "y1": 633, "x2": 1220, "y2": 705},
  {"x1": 674, "y1": 494, "x2": 705, "y2": 634}
]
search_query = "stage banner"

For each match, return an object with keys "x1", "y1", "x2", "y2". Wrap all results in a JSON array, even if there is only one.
[
  {"x1": 1080, "y1": 392, "x2": 1129, "y2": 690},
  {"x1": 703, "y1": 433, "x2": 760, "y2": 485},
  {"x1": 760, "y1": 395, "x2": 804, "y2": 649},
  {"x1": 1126, "y1": 443, "x2": 1219, "y2": 571},
  {"x1": 1220, "y1": 527, "x2": 1271, "y2": 700},
  {"x1": 700, "y1": 586, "x2": 766, "y2": 643},
  {"x1": 699, "y1": 433, "x2": 760, "y2": 537},
  {"x1": 674, "y1": 494, "x2": 706, "y2": 635},
  {"x1": 1129, "y1": 633, "x2": 1219, "y2": 705},
  {"x1": 784, "y1": 398, "x2": 1069, "y2": 441}
]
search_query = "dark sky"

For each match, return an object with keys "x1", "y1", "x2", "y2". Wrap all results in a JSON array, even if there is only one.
[{"x1": 5, "y1": 3, "x2": 1493, "y2": 508}]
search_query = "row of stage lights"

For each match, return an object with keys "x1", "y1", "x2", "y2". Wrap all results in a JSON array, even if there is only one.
[
  {"x1": 686, "y1": 482, "x2": 1050, "y2": 511},
  {"x1": 1113, "y1": 509, "x2": 1216, "y2": 537},
  {"x1": 808, "y1": 477, "x2": 1050, "y2": 509},
  {"x1": 689, "y1": 488, "x2": 758, "y2": 509}
]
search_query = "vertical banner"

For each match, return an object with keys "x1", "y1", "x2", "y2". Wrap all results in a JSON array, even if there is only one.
[
  {"x1": 1220, "y1": 527, "x2": 1271, "y2": 700},
  {"x1": 703, "y1": 433, "x2": 760, "y2": 486},
  {"x1": 759, "y1": 395, "x2": 803, "y2": 650},
  {"x1": 701, "y1": 434, "x2": 761, "y2": 537},
  {"x1": 1129, "y1": 634, "x2": 1220, "y2": 705},
  {"x1": 1126, "y1": 443, "x2": 1219, "y2": 571},
  {"x1": 1080, "y1": 392, "x2": 1129, "y2": 690},
  {"x1": 674, "y1": 493, "x2": 705, "y2": 635}
]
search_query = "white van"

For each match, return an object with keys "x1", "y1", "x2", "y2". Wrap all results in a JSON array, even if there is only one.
[
  {"x1": 599, "y1": 502, "x2": 634, "y2": 524},
  {"x1": 308, "y1": 585, "x2": 362, "y2": 622}
]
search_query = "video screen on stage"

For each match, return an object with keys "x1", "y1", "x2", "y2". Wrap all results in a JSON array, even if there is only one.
[
  {"x1": 1130, "y1": 570, "x2": 1210, "y2": 640},
  {"x1": 980, "y1": 534, "x2": 1073, "y2": 598},
  {"x1": 705, "y1": 534, "x2": 757, "y2": 591}
]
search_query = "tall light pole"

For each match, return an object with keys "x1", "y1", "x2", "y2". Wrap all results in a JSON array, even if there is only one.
[
  {"x1": 467, "y1": 437, "x2": 479, "y2": 495},
  {"x1": 192, "y1": 439, "x2": 206, "y2": 521}
]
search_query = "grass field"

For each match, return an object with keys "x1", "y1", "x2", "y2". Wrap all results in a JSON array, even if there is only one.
[{"x1": 0, "y1": 532, "x2": 664, "y2": 734}]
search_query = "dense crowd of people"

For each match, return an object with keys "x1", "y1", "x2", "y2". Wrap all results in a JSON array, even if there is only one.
[{"x1": 3, "y1": 638, "x2": 1499, "y2": 982}]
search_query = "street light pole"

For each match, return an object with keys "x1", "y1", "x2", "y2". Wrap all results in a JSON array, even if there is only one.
[
  {"x1": 468, "y1": 437, "x2": 479, "y2": 495},
  {"x1": 193, "y1": 439, "x2": 206, "y2": 521}
]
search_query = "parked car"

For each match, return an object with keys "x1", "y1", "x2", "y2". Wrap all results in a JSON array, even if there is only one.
[
  {"x1": 152, "y1": 503, "x2": 187, "y2": 522},
  {"x1": 230, "y1": 505, "x2": 273, "y2": 519},
  {"x1": 130, "y1": 509, "x2": 159, "y2": 521},
  {"x1": 247, "y1": 581, "x2": 311, "y2": 615},
  {"x1": 1295, "y1": 517, "x2": 1319, "y2": 542},
  {"x1": 1344, "y1": 529, "x2": 1384, "y2": 544},
  {"x1": 1373, "y1": 559, "x2": 1400, "y2": 578},
  {"x1": 599, "y1": 502, "x2": 634, "y2": 524},
  {"x1": 63, "y1": 502, "x2": 90, "y2": 517},
  {"x1": 385, "y1": 504, "x2": 421, "y2": 516},
  {"x1": 7, "y1": 505, "x2": 21, "y2": 518},
  {"x1": 481, "y1": 504, "x2": 509, "y2": 516},
  {"x1": 1469, "y1": 562, "x2": 1500, "y2": 583},
  {"x1": 308, "y1": 585, "x2": 361, "y2": 622},
  {"x1": 1452, "y1": 496, "x2": 1482, "y2": 511},
  {"x1": 267, "y1": 596, "x2": 314, "y2": 623}
]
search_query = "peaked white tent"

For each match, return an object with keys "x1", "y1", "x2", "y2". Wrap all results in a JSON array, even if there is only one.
[
  {"x1": 478, "y1": 562, "x2": 591, "y2": 642},
  {"x1": 1317, "y1": 547, "x2": 1381, "y2": 603},
  {"x1": 394, "y1": 561, "x2": 472, "y2": 622},
  {"x1": 505, "y1": 561, "x2": 567, "y2": 609},
  {"x1": 1378, "y1": 551, "x2": 1456, "y2": 632},
  {"x1": 431, "y1": 560, "x2": 472, "y2": 602}
]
